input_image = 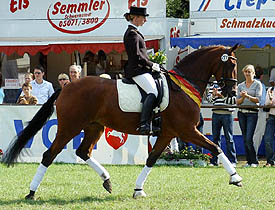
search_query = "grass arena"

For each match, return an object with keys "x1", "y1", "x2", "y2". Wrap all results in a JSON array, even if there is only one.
[{"x1": 0, "y1": 163, "x2": 274, "y2": 209}]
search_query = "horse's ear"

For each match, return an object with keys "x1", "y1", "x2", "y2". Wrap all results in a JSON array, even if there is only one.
[{"x1": 229, "y1": 44, "x2": 240, "y2": 53}]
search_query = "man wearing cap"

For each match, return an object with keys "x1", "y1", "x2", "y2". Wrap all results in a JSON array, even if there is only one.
[
  {"x1": 30, "y1": 65, "x2": 54, "y2": 104},
  {"x1": 58, "y1": 73, "x2": 70, "y2": 88},
  {"x1": 123, "y1": 6, "x2": 160, "y2": 135},
  {"x1": 69, "y1": 64, "x2": 82, "y2": 82}
]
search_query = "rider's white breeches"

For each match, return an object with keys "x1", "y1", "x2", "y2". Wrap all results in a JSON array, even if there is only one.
[{"x1": 132, "y1": 73, "x2": 158, "y2": 97}]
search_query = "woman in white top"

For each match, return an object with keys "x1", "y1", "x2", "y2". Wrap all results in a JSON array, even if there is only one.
[{"x1": 236, "y1": 64, "x2": 262, "y2": 167}]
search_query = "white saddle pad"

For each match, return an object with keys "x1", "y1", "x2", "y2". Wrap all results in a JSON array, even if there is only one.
[{"x1": 117, "y1": 74, "x2": 169, "y2": 113}]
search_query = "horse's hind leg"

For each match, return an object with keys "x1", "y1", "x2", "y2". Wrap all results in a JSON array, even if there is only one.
[
  {"x1": 133, "y1": 135, "x2": 172, "y2": 198},
  {"x1": 180, "y1": 129, "x2": 242, "y2": 187},
  {"x1": 75, "y1": 123, "x2": 112, "y2": 193}
]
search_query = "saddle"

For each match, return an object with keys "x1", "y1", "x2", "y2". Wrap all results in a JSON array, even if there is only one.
[
  {"x1": 121, "y1": 72, "x2": 164, "y2": 109},
  {"x1": 117, "y1": 72, "x2": 169, "y2": 136}
]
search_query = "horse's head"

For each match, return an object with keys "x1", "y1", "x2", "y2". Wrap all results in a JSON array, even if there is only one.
[{"x1": 213, "y1": 44, "x2": 239, "y2": 97}]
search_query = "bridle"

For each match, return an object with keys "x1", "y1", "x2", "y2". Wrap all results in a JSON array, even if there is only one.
[{"x1": 216, "y1": 53, "x2": 237, "y2": 89}]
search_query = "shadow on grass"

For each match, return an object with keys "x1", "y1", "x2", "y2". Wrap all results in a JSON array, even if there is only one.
[{"x1": 0, "y1": 195, "x2": 122, "y2": 206}]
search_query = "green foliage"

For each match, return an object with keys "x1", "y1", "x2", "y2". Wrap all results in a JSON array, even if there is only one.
[
  {"x1": 1, "y1": 163, "x2": 275, "y2": 209},
  {"x1": 160, "y1": 146, "x2": 211, "y2": 161},
  {"x1": 166, "y1": 0, "x2": 189, "y2": 18},
  {"x1": 148, "y1": 50, "x2": 167, "y2": 65}
]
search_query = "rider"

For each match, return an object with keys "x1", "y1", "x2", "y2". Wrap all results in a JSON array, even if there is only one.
[{"x1": 123, "y1": 6, "x2": 160, "y2": 135}]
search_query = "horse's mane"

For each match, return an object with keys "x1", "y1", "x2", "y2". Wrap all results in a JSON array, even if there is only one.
[{"x1": 175, "y1": 45, "x2": 228, "y2": 69}]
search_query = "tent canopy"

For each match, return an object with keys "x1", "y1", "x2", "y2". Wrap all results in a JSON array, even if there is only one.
[
  {"x1": 0, "y1": 36, "x2": 163, "y2": 56},
  {"x1": 170, "y1": 34, "x2": 275, "y2": 49}
]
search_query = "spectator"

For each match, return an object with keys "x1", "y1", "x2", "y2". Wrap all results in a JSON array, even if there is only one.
[
  {"x1": 15, "y1": 72, "x2": 33, "y2": 102},
  {"x1": 262, "y1": 86, "x2": 275, "y2": 167},
  {"x1": 30, "y1": 66, "x2": 54, "y2": 104},
  {"x1": 0, "y1": 72, "x2": 4, "y2": 104},
  {"x1": 69, "y1": 65, "x2": 82, "y2": 82},
  {"x1": 269, "y1": 66, "x2": 275, "y2": 86},
  {"x1": 253, "y1": 66, "x2": 267, "y2": 155},
  {"x1": 95, "y1": 50, "x2": 107, "y2": 76},
  {"x1": 16, "y1": 82, "x2": 37, "y2": 105},
  {"x1": 58, "y1": 73, "x2": 70, "y2": 88},
  {"x1": 207, "y1": 81, "x2": 237, "y2": 167},
  {"x1": 237, "y1": 64, "x2": 262, "y2": 167}
]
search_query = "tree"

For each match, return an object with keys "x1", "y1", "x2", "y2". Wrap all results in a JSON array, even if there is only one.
[{"x1": 166, "y1": 0, "x2": 189, "y2": 18}]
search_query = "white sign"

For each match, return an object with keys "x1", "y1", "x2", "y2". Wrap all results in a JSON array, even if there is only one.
[
  {"x1": 0, "y1": 106, "x2": 148, "y2": 164},
  {"x1": 4, "y1": 79, "x2": 20, "y2": 88},
  {"x1": 0, "y1": 0, "x2": 165, "y2": 37}
]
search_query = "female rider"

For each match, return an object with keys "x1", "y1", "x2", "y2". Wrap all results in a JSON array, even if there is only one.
[{"x1": 123, "y1": 6, "x2": 160, "y2": 135}]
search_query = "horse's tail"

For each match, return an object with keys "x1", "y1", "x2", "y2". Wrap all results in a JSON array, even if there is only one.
[{"x1": 2, "y1": 89, "x2": 61, "y2": 167}]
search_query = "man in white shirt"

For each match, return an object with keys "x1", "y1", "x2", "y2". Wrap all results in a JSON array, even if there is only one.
[
  {"x1": 69, "y1": 65, "x2": 82, "y2": 82},
  {"x1": 30, "y1": 66, "x2": 54, "y2": 104}
]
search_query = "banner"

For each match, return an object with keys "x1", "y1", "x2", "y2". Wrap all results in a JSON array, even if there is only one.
[
  {"x1": 0, "y1": 105, "x2": 148, "y2": 164},
  {"x1": 0, "y1": 0, "x2": 165, "y2": 37},
  {"x1": 191, "y1": 0, "x2": 275, "y2": 12}
]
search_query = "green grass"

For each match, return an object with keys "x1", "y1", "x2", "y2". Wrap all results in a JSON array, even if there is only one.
[{"x1": 0, "y1": 163, "x2": 274, "y2": 210}]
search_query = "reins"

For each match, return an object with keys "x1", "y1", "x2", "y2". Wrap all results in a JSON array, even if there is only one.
[
  {"x1": 159, "y1": 66, "x2": 208, "y2": 94},
  {"x1": 160, "y1": 50, "x2": 238, "y2": 94}
]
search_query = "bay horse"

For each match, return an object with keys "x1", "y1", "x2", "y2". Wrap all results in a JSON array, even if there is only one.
[{"x1": 2, "y1": 44, "x2": 243, "y2": 200}]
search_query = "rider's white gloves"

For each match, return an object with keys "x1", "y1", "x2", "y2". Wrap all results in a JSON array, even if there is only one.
[{"x1": 152, "y1": 63, "x2": 160, "y2": 72}]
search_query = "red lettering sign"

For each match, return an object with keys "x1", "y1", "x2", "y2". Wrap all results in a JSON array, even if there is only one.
[
  {"x1": 10, "y1": 0, "x2": 29, "y2": 13},
  {"x1": 128, "y1": 0, "x2": 148, "y2": 8},
  {"x1": 47, "y1": 0, "x2": 110, "y2": 34},
  {"x1": 170, "y1": 27, "x2": 180, "y2": 38}
]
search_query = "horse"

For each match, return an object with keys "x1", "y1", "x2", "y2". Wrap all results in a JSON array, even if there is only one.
[{"x1": 2, "y1": 44, "x2": 243, "y2": 200}]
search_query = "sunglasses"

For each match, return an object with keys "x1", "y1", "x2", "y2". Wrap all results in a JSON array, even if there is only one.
[
  {"x1": 59, "y1": 78, "x2": 68, "y2": 81},
  {"x1": 34, "y1": 72, "x2": 42, "y2": 74}
]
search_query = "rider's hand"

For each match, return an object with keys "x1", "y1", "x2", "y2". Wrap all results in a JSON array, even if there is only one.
[{"x1": 152, "y1": 63, "x2": 160, "y2": 72}]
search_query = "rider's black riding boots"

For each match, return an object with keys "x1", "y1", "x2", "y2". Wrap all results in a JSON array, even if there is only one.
[{"x1": 138, "y1": 93, "x2": 161, "y2": 135}]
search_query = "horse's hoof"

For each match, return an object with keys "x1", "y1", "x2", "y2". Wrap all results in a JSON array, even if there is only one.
[
  {"x1": 103, "y1": 179, "x2": 112, "y2": 193},
  {"x1": 25, "y1": 190, "x2": 35, "y2": 200},
  {"x1": 229, "y1": 173, "x2": 243, "y2": 187},
  {"x1": 230, "y1": 181, "x2": 243, "y2": 187},
  {"x1": 25, "y1": 193, "x2": 34, "y2": 200},
  {"x1": 133, "y1": 189, "x2": 146, "y2": 199}
]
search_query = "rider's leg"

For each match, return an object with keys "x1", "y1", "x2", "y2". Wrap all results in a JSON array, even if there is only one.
[{"x1": 133, "y1": 73, "x2": 159, "y2": 135}]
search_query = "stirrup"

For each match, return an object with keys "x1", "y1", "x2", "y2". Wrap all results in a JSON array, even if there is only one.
[{"x1": 137, "y1": 124, "x2": 150, "y2": 135}]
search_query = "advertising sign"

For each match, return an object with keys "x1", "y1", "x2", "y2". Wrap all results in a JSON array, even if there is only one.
[
  {"x1": 217, "y1": 17, "x2": 275, "y2": 32},
  {"x1": 0, "y1": 0, "x2": 165, "y2": 37},
  {"x1": 191, "y1": 0, "x2": 275, "y2": 12},
  {"x1": 0, "y1": 106, "x2": 148, "y2": 164}
]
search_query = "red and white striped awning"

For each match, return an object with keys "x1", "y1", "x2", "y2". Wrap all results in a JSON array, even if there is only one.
[{"x1": 0, "y1": 36, "x2": 163, "y2": 55}]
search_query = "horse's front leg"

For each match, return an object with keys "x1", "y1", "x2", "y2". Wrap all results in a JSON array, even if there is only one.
[
  {"x1": 133, "y1": 135, "x2": 172, "y2": 198},
  {"x1": 180, "y1": 128, "x2": 242, "y2": 187}
]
